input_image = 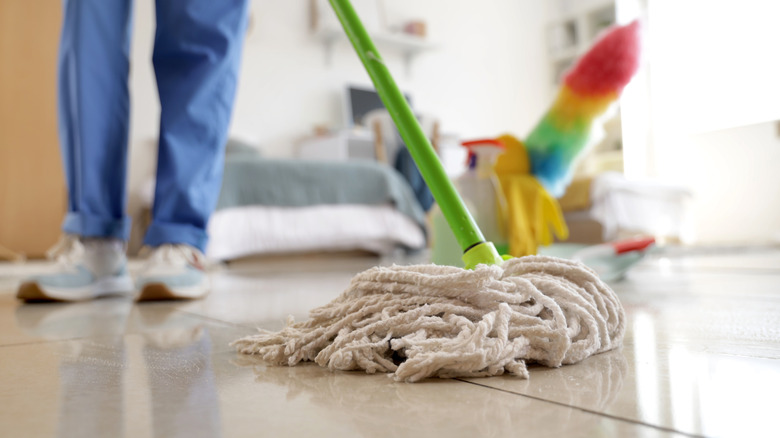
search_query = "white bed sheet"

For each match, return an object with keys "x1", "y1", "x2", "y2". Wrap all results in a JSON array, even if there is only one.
[{"x1": 206, "y1": 204, "x2": 426, "y2": 260}]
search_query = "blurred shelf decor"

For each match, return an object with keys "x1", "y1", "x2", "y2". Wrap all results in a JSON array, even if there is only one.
[
  {"x1": 310, "y1": 0, "x2": 437, "y2": 74},
  {"x1": 547, "y1": 2, "x2": 616, "y2": 85}
]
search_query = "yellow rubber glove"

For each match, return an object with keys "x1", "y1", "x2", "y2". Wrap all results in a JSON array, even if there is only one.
[{"x1": 493, "y1": 134, "x2": 569, "y2": 257}]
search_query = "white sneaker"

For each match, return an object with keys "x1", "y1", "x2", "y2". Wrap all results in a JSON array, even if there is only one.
[
  {"x1": 135, "y1": 244, "x2": 210, "y2": 301},
  {"x1": 17, "y1": 235, "x2": 135, "y2": 302}
]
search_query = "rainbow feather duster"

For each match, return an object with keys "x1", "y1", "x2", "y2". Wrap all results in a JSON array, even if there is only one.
[
  {"x1": 526, "y1": 20, "x2": 641, "y2": 197},
  {"x1": 493, "y1": 21, "x2": 641, "y2": 257}
]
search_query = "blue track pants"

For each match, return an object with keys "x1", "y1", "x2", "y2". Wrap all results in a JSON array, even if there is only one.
[{"x1": 58, "y1": 0, "x2": 249, "y2": 251}]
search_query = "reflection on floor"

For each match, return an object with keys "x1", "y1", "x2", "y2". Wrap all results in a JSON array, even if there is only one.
[{"x1": 1, "y1": 248, "x2": 779, "y2": 437}]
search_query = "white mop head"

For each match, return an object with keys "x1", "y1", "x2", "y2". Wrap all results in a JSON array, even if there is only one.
[{"x1": 232, "y1": 255, "x2": 625, "y2": 382}]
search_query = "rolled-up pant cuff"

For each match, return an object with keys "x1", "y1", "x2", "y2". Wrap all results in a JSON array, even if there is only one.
[
  {"x1": 143, "y1": 221, "x2": 208, "y2": 252},
  {"x1": 62, "y1": 212, "x2": 131, "y2": 240}
]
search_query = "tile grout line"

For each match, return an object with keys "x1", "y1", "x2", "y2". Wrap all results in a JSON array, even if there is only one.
[
  {"x1": 0, "y1": 334, "x2": 243, "y2": 357},
  {"x1": 0, "y1": 336, "x2": 91, "y2": 349},
  {"x1": 707, "y1": 351, "x2": 780, "y2": 361},
  {"x1": 165, "y1": 306, "x2": 259, "y2": 331},
  {"x1": 456, "y1": 379, "x2": 709, "y2": 438},
  {"x1": 631, "y1": 265, "x2": 780, "y2": 276},
  {"x1": 0, "y1": 308, "x2": 254, "y2": 350},
  {"x1": 619, "y1": 342, "x2": 780, "y2": 362}
]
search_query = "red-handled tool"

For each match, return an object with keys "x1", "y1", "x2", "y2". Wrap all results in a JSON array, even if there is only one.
[
  {"x1": 574, "y1": 237, "x2": 655, "y2": 260},
  {"x1": 571, "y1": 237, "x2": 656, "y2": 281}
]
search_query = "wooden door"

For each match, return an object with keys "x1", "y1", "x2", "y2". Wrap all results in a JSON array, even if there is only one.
[{"x1": 0, "y1": 2, "x2": 65, "y2": 258}]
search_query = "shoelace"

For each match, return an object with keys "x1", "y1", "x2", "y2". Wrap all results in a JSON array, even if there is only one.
[
  {"x1": 141, "y1": 244, "x2": 214, "y2": 272},
  {"x1": 46, "y1": 235, "x2": 85, "y2": 267}
]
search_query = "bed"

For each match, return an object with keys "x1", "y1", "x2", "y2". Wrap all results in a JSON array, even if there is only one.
[{"x1": 140, "y1": 144, "x2": 428, "y2": 261}]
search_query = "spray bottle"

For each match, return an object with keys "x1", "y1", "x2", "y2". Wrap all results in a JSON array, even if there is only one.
[{"x1": 431, "y1": 139, "x2": 509, "y2": 266}]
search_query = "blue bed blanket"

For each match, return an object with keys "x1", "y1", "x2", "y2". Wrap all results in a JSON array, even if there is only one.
[{"x1": 217, "y1": 155, "x2": 427, "y2": 229}]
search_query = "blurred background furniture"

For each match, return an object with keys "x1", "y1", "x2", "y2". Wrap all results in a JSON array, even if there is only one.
[
  {"x1": 0, "y1": 1, "x2": 65, "y2": 259},
  {"x1": 559, "y1": 172, "x2": 692, "y2": 245},
  {"x1": 137, "y1": 141, "x2": 428, "y2": 260}
]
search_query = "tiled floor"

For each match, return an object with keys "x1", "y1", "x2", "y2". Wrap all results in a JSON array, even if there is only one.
[{"x1": 1, "y1": 248, "x2": 779, "y2": 437}]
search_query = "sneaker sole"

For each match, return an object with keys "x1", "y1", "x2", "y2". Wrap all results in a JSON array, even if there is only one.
[
  {"x1": 16, "y1": 282, "x2": 66, "y2": 302},
  {"x1": 17, "y1": 276, "x2": 135, "y2": 302},
  {"x1": 136, "y1": 282, "x2": 209, "y2": 302}
]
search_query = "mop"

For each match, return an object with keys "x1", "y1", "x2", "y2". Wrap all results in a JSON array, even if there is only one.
[{"x1": 233, "y1": 0, "x2": 631, "y2": 382}]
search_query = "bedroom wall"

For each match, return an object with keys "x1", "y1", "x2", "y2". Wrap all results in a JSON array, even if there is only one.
[
  {"x1": 653, "y1": 121, "x2": 780, "y2": 245},
  {"x1": 617, "y1": 0, "x2": 780, "y2": 245},
  {"x1": 126, "y1": 0, "x2": 554, "y2": 223}
]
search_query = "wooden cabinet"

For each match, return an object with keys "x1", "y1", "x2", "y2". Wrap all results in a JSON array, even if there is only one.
[{"x1": 0, "y1": 2, "x2": 66, "y2": 259}]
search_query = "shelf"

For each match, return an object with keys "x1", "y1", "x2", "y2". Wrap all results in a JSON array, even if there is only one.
[
  {"x1": 546, "y1": 1, "x2": 616, "y2": 87},
  {"x1": 549, "y1": 46, "x2": 579, "y2": 64},
  {"x1": 586, "y1": 5, "x2": 616, "y2": 40},
  {"x1": 315, "y1": 26, "x2": 437, "y2": 75}
]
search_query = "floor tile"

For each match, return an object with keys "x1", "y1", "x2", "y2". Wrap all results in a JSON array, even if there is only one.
[
  {"x1": 465, "y1": 343, "x2": 780, "y2": 438},
  {"x1": 615, "y1": 263, "x2": 780, "y2": 360},
  {"x1": 174, "y1": 269, "x2": 357, "y2": 330},
  {"x1": 651, "y1": 246, "x2": 780, "y2": 272},
  {"x1": 0, "y1": 331, "x2": 681, "y2": 438},
  {"x1": 1, "y1": 294, "x2": 254, "y2": 350},
  {"x1": 173, "y1": 252, "x2": 427, "y2": 329},
  {"x1": 2, "y1": 248, "x2": 779, "y2": 437},
  {"x1": 463, "y1": 249, "x2": 780, "y2": 438}
]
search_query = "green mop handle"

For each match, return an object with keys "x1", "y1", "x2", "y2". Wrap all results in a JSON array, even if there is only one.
[{"x1": 329, "y1": 0, "x2": 503, "y2": 268}]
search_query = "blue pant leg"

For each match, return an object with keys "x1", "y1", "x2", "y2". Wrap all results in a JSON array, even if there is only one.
[
  {"x1": 143, "y1": 0, "x2": 250, "y2": 252},
  {"x1": 58, "y1": 0, "x2": 134, "y2": 240}
]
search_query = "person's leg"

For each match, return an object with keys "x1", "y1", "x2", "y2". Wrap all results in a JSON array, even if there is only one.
[
  {"x1": 17, "y1": 0, "x2": 135, "y2": 302},
  {"x1": 59, "y1": 0, "x2": 134, "y2": 240},
  {"x1": 136, "y1": 0, "x2": 249, "y2": 301},
  {"x1": 144, "y1": 0, "x2": 250, "y2": 252}
]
